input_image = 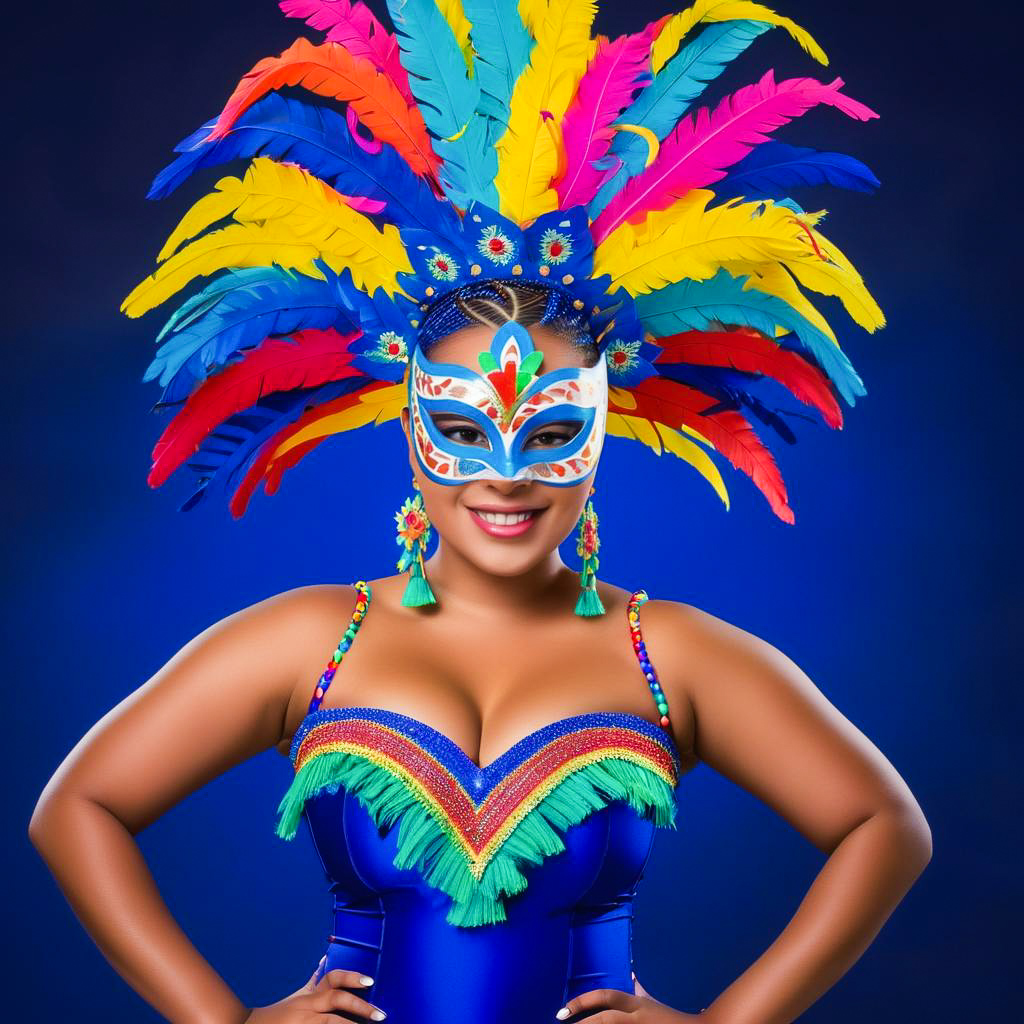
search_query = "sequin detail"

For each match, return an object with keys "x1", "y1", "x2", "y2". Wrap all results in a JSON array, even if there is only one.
[{"x1": 287, "y1": 707, "x2": 681, "y2": 878}]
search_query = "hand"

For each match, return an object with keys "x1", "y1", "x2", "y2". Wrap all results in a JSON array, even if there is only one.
[
  {"x1": 244, "y1": 956, "x2": 387, "y2": 1022},
  {"x1": 554, "y1": 974, "x2": 705, "y2": 1022}
]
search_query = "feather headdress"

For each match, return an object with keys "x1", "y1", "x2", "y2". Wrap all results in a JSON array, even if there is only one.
[{"x1": 124, "y1": 0, "x2": 884, "y2": 523}]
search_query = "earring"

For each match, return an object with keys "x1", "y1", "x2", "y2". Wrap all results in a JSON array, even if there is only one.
[
  {"x1": 396, "y1": 481, "x2": 437, "y2": 607},
  {"x1": 574, "y1": 487, "x2": 606, "y2": 617}
]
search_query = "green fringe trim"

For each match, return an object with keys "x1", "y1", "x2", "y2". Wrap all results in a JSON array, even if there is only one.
[{"x1": 276, "y1": 753, "x2": 677, "y2": 927}]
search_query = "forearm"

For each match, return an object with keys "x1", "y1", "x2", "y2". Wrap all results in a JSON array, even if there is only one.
[
  {"x1": 702, "y1": 802, "x2": 932, "y2": 1024},
  {"x1": 29, "y1": 793, "x2": 249, "y2": 1024}
]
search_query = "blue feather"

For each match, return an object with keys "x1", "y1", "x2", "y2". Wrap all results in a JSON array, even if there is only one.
[
  {"x1": 147, "y1": 94, "x2": 459, "y2": 238},
  {"x1": 713, "y1": 141, "x2": 881, "y2": 200},
  {"x1": 177, "y1": 377, "x2": 368, "y2": 512},
  {"x1": 589, "y1": 21, "x2": 771, "y2": 219},
  {"x1": 145, "y1": 263, "x2": 359, "y2": 406},
  {"x1": 385, "y1": 0, "x2": 499, "y2": 206},
  {"x1": 634, "y1": 268, "x2": 867, "y2": 406}
]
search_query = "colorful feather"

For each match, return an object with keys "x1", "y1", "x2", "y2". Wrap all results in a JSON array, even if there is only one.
[
  {"x1": 148, "y1": 95, "x2": 458, "y2": 239},
  {"x1": 205, "y1": 36, "x2": 441, "y2": 182},
  {"x1": 494, "y1": 0, "x2": 597, "y2": 223},
  {"x1": 650, "y1": 0, "x2": 828, "y2": 75},
  {"x1": 278, "y1": 0, "x2": 415, "y2": 103},
  {"x1": 517, "y1": 0, "x2": 549, "y2": 37},
  {"x1": 652, "y1": 328, "x2": 842, "y2": 427},
  {"x1": 592, "y1": 70, "x2": 879, "y2": 243},
  {"x1": 146, "y1": 263, "x2": 361, "y2": 404},
  {"x1": 230, "y1": 380, "x2": 405, "y2": 516},
  {"x1": 554, "y1": 27, "x2": 655, "y2": 209},
  {"x1": 610, "y1": 375, "x2": 793, "y2": 522},
  {"x1": 149, "y1": 328, "x2": 364, "y2": 487},
  {"x1": 589, "y1": 19, "x2": 770, "y2": 218}
]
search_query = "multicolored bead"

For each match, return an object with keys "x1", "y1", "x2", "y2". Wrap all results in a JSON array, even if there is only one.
[
  {"x1": 310, "y1": 580, "x2": 371, "y2": 712},
  {"x1": 628, "y1": 590, "x2": 671, "y2": 731}
]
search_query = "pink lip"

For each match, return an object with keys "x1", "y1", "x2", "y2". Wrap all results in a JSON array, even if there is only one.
[{"x1": 467, "y1": 506, "x2": 544, "y2": 538}]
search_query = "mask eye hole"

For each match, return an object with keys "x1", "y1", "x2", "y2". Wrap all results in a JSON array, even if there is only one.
[
  {"x1": 429, "y1": 414, "x2": 492, "y2": 450},
  {"x1": 524, "y1": 421, "x2": 584, "y2": 450}
]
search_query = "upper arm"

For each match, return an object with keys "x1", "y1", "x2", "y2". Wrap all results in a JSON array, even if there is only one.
[
  {"x1": 33, "y1": 585, "x2": 336, "y2": 835},
  {"x1": 648, "y1": 601, "x2": 928, "y2": 854}
]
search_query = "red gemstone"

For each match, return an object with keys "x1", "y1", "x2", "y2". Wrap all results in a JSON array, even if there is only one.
[
  {"x1": 549, "y1": 241, "x2": 563, "y2": 257},
  {"x1": 489, "y1": 238, "x2": 505, "y2": 253},
  {"x1": 436, "y1": 259, "x2": 449, "y2": 272}
]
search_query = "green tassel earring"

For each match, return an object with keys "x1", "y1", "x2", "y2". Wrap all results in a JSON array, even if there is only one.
[
  {"x1": 396, "y1": 481, "x2": 437, "y2": 607},
  {"x1": 574, "y1": 489, "x2": 606, "y2": 617}
]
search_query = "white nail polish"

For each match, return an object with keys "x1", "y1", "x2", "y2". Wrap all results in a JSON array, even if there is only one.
[
  {"x1": 371, "y1": 1012, "x2": 386, "y2": 1021},
  {"x1": 556, "y1": 1009, "x2": 571, "y2": 1020},
  {"x1": 360, "y1": 975, "x2": 375, "y2": 986}
]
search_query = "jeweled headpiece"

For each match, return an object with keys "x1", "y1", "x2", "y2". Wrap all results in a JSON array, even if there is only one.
[{"x1": 124, "y1": 0, "x2": 885, "y2": 523}]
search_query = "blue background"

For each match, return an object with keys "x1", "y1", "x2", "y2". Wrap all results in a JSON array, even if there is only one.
[{"x1": 9, "y1": 1, "x2": 1018, "y2": 1019}]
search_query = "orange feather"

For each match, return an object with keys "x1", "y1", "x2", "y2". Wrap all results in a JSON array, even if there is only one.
[{"x1": 207, "y1": 36, "x2": 441, "y2": 183}]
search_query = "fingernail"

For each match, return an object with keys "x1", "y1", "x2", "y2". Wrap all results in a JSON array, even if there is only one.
[
  {"x1": 360, "y1": 975, "x2": 375, "y2": 986},
  {"x1": 556, "y1": 1010, "x2": 571, "y2": 1020},
  {"x1": 371, "y1": 1012, "x2": 386, "y2": 1021}
]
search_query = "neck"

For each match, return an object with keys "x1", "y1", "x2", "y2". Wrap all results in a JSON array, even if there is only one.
[{"x1": 423, "y1": 542, "x2": 578, "y2": 618}]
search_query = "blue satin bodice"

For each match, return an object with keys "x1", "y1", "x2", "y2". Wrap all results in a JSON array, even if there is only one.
[{"x1": 277, "y1": 585, "x2": 682, "y2": 1023}]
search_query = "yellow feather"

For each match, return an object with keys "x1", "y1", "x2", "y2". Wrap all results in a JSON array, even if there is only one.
[
  {"x1": 593, "y1": 191, "x2": 880, "y2": 335},
  {"x1": 122, "y1": 224, "x2": 327, "y2": 319},
  {"x1": 650, "y1": 0, "x2": 828, "y2": 75},
  {"x1": 437, "y1": 0, "x2": 475, "y2": 74},
  {"x1": 495, "y1": 0, "x2": 597, "y2": 224},
  {"x1": 269, "y1": 383, "x2": 406, "y2": 462},
  {"x1": 744, "y1": 263, "x2": 838, "y2": 344},
  {"x1": 605, "y1": 413, "x2": 729, "y2": 509},
  {"x1": 123, "y1": 158, "x2": 412, "y2": 317},
  {"x1": 593, "y1": 190, "x2": 808, "y2": 295},
  {"x1": 517, "y1": 0, "x2": 549, "y2": 37},
  {"x1": 794, "y1": 221, "x2": 887, "y2": 332}
]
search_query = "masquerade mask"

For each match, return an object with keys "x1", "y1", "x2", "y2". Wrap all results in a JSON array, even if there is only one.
[{"x1": 408, "y1": 321, "x2": 608, "y2": 486}]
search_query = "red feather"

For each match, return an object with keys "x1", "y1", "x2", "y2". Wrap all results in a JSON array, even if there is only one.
[
  {"x1": 149, "y1": 328, "x2": 363, "y2": 488},
  {"x1": 653, "y1": 328, "x2": 843, "y2": 428},
  {"x1": 610, "y1": 376, "x2": 794, "y2": 523},
  {"x1": 228, "y1": 378, "x2": 398, "y2": 518},
  {"x1": 206, "y1": 36, "x2": 441, "y2": 182}
]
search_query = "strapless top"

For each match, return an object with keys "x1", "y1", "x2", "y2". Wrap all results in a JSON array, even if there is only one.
[{"x1": 275, "y1": 585, "x2": 683, "y2": 1024}]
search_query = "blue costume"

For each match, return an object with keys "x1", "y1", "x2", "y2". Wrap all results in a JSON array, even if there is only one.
[{"x1": 276, "y1": 584, "x2": 683, "y2": 1022}]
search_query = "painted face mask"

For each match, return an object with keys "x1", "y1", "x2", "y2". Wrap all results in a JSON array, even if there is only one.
[{"x1": 408, "y1": 321, "x2": 608, "y2": 486}]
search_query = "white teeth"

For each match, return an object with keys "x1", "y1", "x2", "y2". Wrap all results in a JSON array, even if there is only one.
[{"x1": 475, "y1": 510, "x2": 535, "y2": 525}]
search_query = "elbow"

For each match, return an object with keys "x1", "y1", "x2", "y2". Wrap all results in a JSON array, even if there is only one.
[{"x1": 879, "y1": 796, "x2": 933, "y2": 876}]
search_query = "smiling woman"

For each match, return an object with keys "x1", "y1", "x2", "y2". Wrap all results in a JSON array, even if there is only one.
[{"x1": 28, "y1": 2, "x2": 931, "y2": 1023}]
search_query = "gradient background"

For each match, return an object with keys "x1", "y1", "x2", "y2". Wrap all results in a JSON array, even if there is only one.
[{"x1": 9, "y1": 1, "x2": 1018, "y2": 1020}]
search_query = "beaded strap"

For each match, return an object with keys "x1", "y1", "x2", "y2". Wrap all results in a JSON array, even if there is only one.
[
  {"x1": 308, "y1": 580, "x2": 372, "y2": 713},
  {"x1": 628, "y1": 590, "x2": 671, "y2": 731}
]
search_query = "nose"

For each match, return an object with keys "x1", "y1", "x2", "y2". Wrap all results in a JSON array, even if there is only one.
[{"x1": 481, "y1": 476, "x2": 536, "y2": 496}]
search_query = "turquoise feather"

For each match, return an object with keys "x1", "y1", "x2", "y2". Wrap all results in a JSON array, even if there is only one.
[
  {"x1": 463, "y1": 0, "x2": 532, "y2": 127},
  {"x1": 634, "y1": 268, "x2": 867, "y2": 406},
  {"x1": 589, "y1": 20, "x2": 771, "y2": 219}
]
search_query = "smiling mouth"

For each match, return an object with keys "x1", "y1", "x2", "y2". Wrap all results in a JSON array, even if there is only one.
[{"x1": 466, "y1": 505, "x2": 546, "y2": 535}]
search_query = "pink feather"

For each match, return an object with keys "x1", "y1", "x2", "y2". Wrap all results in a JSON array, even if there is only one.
[
  {"x1": 554, "y1": 26, "x2": 656, "y2": 210},
  {"x1": 279, "y1": 0, "x2": 415, "y2": 104},
  {"x1": 591, "y1": 69, "x2": 879, "y2": 244}
]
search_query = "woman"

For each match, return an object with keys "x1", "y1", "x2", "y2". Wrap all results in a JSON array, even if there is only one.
[{"x1": 29, "y1": 1, "x2": 931, "y2": 1021}]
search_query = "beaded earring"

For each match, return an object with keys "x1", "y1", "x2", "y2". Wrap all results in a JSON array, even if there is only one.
[
  {"x1": 395, "y1": 480, "x2": 437, "y2": 607},
  {"x1": 574, "y1": 487, "x2": 606, "y2": 617}
]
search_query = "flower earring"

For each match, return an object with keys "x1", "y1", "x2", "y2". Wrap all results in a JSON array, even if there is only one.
[
  {"x1": 574, "y1": 486, "x2": 606, "y2": 617},
  {"x1": 396, "y1": 479, "x2": 437, "y2": 607}
]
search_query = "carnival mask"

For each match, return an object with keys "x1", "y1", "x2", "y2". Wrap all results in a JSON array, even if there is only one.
[{"x1": 408, "y1": 321, "x2": 608, "y2": 486}]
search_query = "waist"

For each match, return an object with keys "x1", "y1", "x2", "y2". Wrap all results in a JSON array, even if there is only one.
[{"x1": 323, "y1": 893, "x2": 637, "y2": 1023}]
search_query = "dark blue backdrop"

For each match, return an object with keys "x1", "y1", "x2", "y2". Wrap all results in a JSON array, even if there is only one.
[{"x1": 9, "y1": 1, "x2": 1018, "y2": 1020}]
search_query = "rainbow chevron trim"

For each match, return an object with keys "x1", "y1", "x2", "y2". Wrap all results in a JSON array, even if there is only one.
[{"x1": 277, "y1": 706, "x2": 681, "y2": 926}]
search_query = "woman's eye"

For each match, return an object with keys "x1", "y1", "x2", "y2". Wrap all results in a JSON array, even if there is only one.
[
  {"x1": 434, "y1": 420, "x2": 489, "y2": 448},
  {"x1": 525, "y1": 423, "x2": 583, "y2": 449}
]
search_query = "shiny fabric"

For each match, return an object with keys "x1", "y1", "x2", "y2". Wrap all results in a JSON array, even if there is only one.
[{"x1": 291, "y1": 707, "x2": 682, "y2": 1023}]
